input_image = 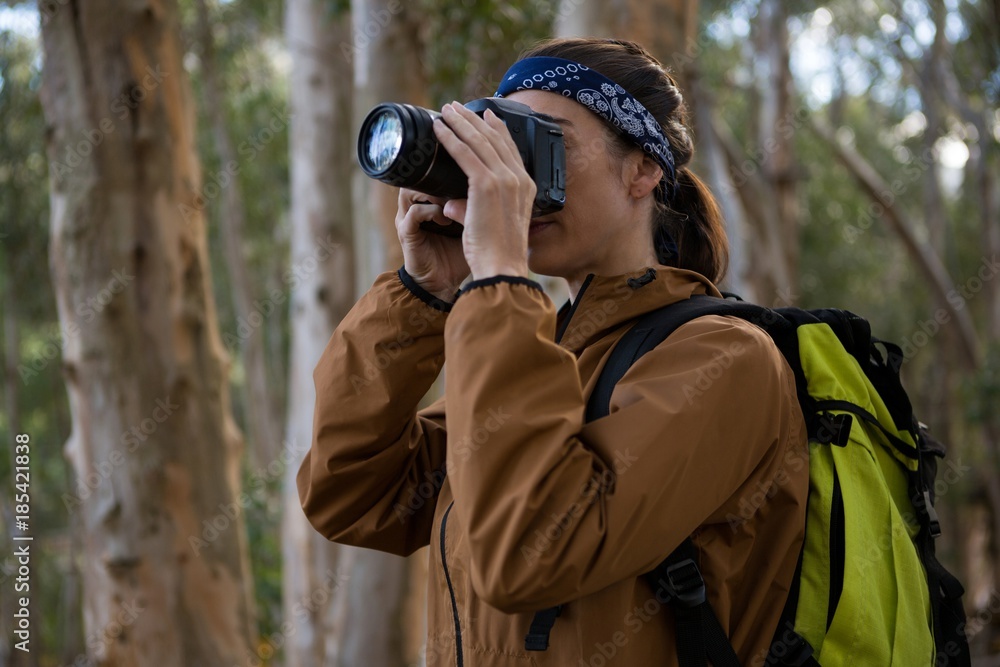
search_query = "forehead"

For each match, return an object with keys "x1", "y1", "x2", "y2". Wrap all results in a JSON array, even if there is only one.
[{"x1": 504, "y1": 89, "x2": 604, "y2": 136}]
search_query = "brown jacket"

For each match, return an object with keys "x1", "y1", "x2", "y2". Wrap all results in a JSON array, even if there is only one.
[{"x1": 297, "y1": 265, "x2": 808, "y2": 666}]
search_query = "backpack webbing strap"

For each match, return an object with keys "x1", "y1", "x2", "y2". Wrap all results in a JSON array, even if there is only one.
[
  {"x1": 644, "y1": 538, "x2": 742, "y2": 667},
  {"x1": 764, "y1": 543, "x2": 820, "y2": 667},
  {"x1": 922, "y1": 547, "x2": 970, "y2": 667},
  {"x1": 909, "y1": 464, "x2": 971, "y2": 666},
  {"x1": 524, "y1": 604, "x2": 562, "y2": 651}
]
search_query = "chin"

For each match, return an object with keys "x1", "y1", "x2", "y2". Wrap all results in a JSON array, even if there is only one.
[{"x1": 526, "y1": 248, "x2": 568, "y2": 280}]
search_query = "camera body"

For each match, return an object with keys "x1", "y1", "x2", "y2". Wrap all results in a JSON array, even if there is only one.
[{"x1": 357, "y1": 98, "x2": 567, "y2": 225}]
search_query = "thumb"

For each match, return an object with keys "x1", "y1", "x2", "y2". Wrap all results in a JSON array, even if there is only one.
[{"x1": 443, "y1": 199, "x2": 468, "y2": 224}]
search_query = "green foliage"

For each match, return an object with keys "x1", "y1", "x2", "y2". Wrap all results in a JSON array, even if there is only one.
[
  {"x1": 1, "y1": 27, "x2": 79, "y2": 663},
  {"x1": 417, "y1": 0, "x2": 558, "y2": 104}
]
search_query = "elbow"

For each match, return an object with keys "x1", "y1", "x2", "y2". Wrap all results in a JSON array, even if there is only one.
[
  {"x1": 296, "y1": 453, "x2": 350, "y2": 542},
  {"x1": 297, "y1": 477, "x2": 339, "y2": 542},
  {"x1": 468, "y1": 542, "x2": 577, "y2": 614},
  {"x1": 470, "y1": 569, "x2": 536, "y2": 615}
]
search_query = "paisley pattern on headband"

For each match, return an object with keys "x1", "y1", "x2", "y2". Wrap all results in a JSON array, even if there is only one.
[{"x1": 495, "y1": 56, "x2": 678, "y2": 201}]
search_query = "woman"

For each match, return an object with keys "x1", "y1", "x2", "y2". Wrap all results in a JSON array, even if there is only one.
[{"x1": 297, "y1": 38, "x2": 808, "y2": 666}]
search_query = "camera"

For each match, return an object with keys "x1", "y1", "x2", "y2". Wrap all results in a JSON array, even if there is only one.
[{"x1": 357, "y1": 98, "x2": 567, "y2": 236}]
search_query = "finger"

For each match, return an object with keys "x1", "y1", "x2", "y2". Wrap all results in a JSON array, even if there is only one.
[
  {"x1": 400, "y1": 188, "x2": 449, "y2": 208},
  {"x1": 455, "y1": 105, "x2": 522, "y2": 170},
  {"x1": 433, "y1": 112, "x2": 492, "y2": 180},
  {"x1": 450, "y1": 103, "x2": 511, "y2": 149},
  {"x1": 398, "y1": 203, "x2": 450, "y2": 235},
  {"x1": 442, "y1": 199, "x2": 467, "y2": 223},
  {"x1": 482, "y1": 109, "x2": 523, "y2": 168},
  {"x1": 440, "y1": 103, "x2": 510, "y2": 173}
]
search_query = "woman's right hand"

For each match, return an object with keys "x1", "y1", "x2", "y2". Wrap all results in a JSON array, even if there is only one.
[{"x1": 396, "y1": 188, "x2": 471, "y2": 303}]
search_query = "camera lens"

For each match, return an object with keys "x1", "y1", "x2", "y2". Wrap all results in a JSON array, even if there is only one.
[
  {"x1": 357, "y1": 103, "x2": 468, "y2": 198},
  {"x1": 364, "y1": 110, "x2": 403, "y2": 173}
]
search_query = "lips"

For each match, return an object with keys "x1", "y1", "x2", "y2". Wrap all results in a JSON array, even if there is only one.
[{"x1": 528, "y1": 220, "x2": 554, "y2": 236}]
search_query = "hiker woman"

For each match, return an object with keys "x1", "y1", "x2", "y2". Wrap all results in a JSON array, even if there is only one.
[{"x1": 297, "y1": 37, "x2": 809, "y2": 666}]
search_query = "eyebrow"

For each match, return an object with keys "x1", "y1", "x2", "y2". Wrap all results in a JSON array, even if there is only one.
[{"x1": 550, "y1": 116, "x2": 574, "y2": 127}]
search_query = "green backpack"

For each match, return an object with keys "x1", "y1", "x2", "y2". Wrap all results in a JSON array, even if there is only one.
[{"x1": 526, "y1": 294, "x2": 971, "y2": 666}]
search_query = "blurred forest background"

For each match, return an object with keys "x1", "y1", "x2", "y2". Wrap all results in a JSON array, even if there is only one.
[{"x1": 0, "y1": 0, "x2": 998, "y2": 665}]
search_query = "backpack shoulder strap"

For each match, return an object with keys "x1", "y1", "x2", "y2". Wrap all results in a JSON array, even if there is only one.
[
  {"x1": 529, "y1": 295, "x2": 791, "y2": 662},
  {"x1": 643, "y1": 537, "x2": 742, "y2": 667},
  {"x1": 586, "y1": 294, "x2": 782, "y2": 421}
]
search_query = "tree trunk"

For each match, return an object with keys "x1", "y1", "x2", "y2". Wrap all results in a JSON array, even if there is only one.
[
  {"x1": 688, "y1": 73, "x2": 754, "y2": 300},
  {"x1": 39, "y1": 2, "x2": 257, "y2": 664},
  {"x1": 350, "y1": 0, "x2": 428, "y2": 287},
  {"x1": 751, "y1": 0, "x2": 797, "y2": 303},
  {"x1": 281, "y1": 1, "x2": 363, "y2": 665},
  {"x1": 555, "y1": 0, "x2": 696, "y2": 78},
  {"x1": 194, "y1": 0, "x2": 283, "y2": 467},
  {"x1": 344, "y1": 0, "x2": 428, "y2": 663}
]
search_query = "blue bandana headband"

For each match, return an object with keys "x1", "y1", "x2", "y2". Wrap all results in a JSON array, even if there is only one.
[{"x1": 494, "y1": 56, "x2": 679, "y2": 202}]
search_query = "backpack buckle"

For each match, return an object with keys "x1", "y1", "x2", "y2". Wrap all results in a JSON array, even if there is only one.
[
  {"x1": 525, "y1": 605, "x2": 562, "y2": 651},
  {"x1": 922, "y1": 490, "x2": 942, "y2": 538},
  {"x1": 811, "y1": 412, "x2": 853, "y2": 447},
  {"x1": 662, "y1": 558, "x2": 707, "y2": 608}
]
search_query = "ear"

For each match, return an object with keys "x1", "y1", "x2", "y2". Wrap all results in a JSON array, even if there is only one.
[{"x1": 626, "y1": 154, "x2": 663, "y2": 200}]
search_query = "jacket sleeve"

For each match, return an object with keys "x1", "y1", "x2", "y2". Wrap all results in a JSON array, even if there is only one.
[
  {"x1": 443, "y1": 278, "x2": 804, "y2": 612},
  {"x1": 296, "y1": 268, "x2": 452, "y2": 557}
]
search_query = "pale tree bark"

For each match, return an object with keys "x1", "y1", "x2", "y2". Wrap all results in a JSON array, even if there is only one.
[
  {"x1": 687, "y1": 76, "x2": 754, "y2": 300},
  {"x1": 281, "y1": 3, "x2": 355, "y2": 666},
  {"x1": 346, "y1": 0, "x2": 429, "y2": 663},
  {"x1": 350, "y1": 0, "x2": 428, "y2": 288},
  {"x1": 194, "y1": 0, "x2": 283, "y2": 467},
  {"x1": 39, "y1": 1, "x2": 256, "y2": 665},
  {"x1": 750, "y1": 0, "x2": 796, "y2": 303}
]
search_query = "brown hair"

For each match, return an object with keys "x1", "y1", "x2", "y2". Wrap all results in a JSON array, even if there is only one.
[{"x1": 519, "y1": 38, "x2": 729, "y2": 283}]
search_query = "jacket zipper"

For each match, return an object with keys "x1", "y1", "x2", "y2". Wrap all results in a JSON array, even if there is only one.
[
  {"x1": 440, "y1": 501, "x2": 463, "y2": 667},
  {"x1": 555, "y1": 273, "x2": 595, "y2": 344}
]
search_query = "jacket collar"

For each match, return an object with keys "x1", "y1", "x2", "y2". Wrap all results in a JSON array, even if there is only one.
[{"x1": 554, "y1": 264, "x2": 722, "y2": 354}]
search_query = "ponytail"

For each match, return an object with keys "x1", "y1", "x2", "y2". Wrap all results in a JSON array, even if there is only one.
[
  {"x1": 655, "y1": 167, "x2": 729, "y2": 284},
  {"x1": 519, "y1": 38, "x2": 731, "y2": 286}
]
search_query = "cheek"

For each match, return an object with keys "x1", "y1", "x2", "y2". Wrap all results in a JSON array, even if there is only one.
[{"x1": 565, "y1": 136, "x2": 612, "y2": 189}]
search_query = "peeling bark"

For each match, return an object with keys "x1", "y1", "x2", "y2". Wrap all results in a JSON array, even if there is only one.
[{"x1": 39, "y1": 1, "x2": 256, "y2": 664}]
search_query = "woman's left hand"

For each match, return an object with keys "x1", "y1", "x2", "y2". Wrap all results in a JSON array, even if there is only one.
[{"x1": 432, "y1": 102, "x2": 536, "y2": 280}]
